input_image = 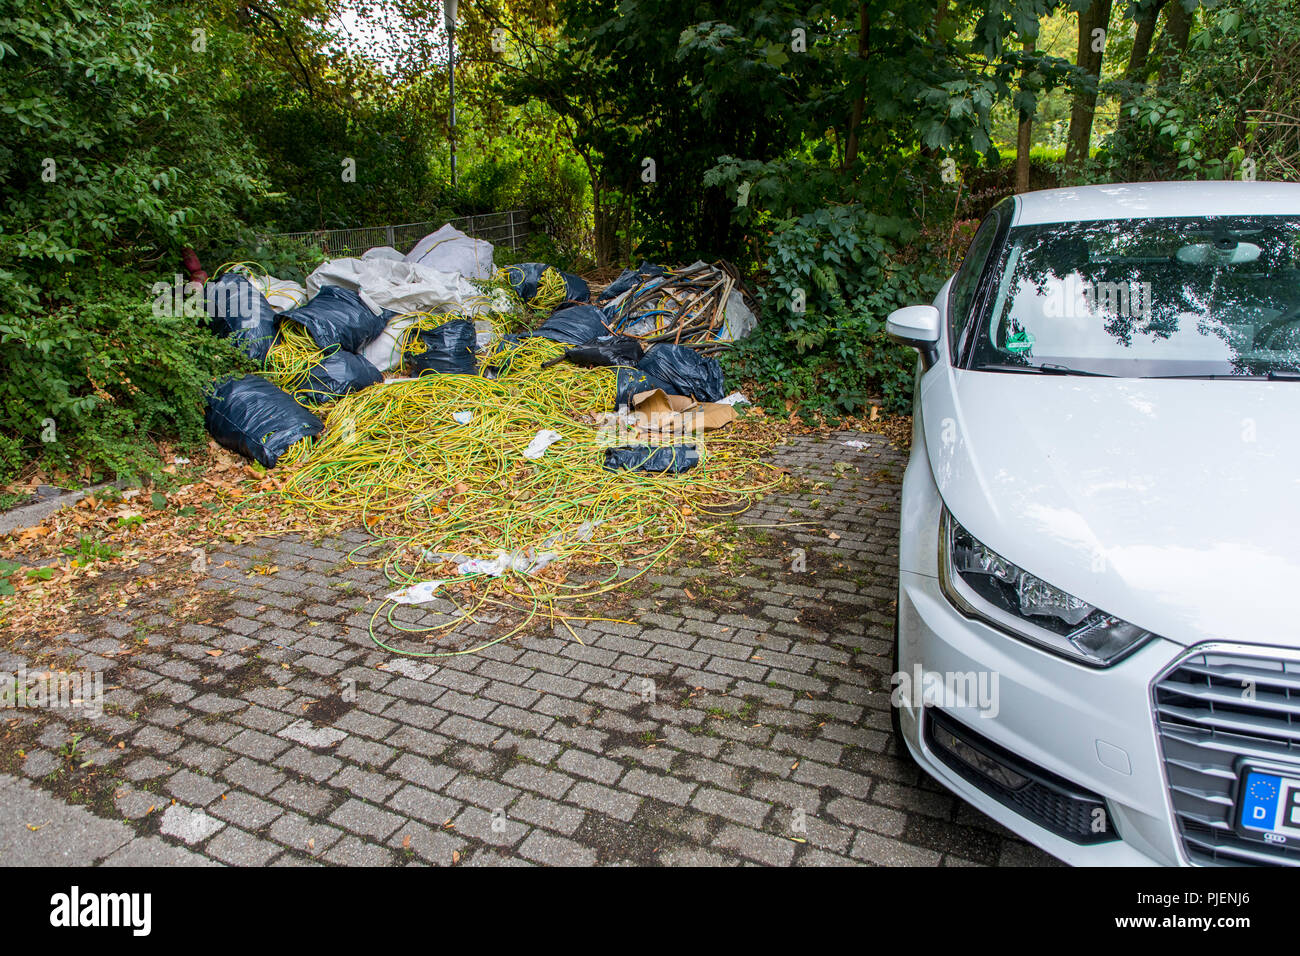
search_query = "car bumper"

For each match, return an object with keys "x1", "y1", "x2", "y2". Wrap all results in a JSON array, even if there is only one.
[{"x1": 896, "y1": 568, "x2": 1187, "y2": 866}]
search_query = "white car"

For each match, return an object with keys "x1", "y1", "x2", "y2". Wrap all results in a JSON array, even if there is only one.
[{"x1": 887, "y1": 181, "x2": 1300, "y2": 866}]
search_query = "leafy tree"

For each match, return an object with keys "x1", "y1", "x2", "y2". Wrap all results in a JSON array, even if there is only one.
[
  {"x1": 0, "y1": 0, "x2": 268, "y2": 311},
  {"x1": 1101, "y1": 0, "x2": 1300, "y2": 180}
]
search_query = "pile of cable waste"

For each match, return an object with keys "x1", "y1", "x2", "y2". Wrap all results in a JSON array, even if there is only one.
[
  {"x1": 200, "y1": 253, "x2": 777, "y2": 657},
  {"x1": 270, "y1": 335, "x2": 776, "y2": 657}
]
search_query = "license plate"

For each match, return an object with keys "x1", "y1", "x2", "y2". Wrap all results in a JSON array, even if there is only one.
[{"x1": 1237, "y1": 768, "x2": 1300, "y2": 845}]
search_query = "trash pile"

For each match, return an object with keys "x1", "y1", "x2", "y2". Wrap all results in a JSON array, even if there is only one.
[
  {"x1": 599, "y1": 260, "x2": 758, "y2": 355},
  {"x1": 198, "y1": 225, "x2": 775, "y2": 657}
]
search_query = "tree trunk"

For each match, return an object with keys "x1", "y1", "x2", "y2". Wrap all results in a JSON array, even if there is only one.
[
  {"x1": 1015, "y1": 36, "x2": 1035, "y2": 193},
  {"x1": 1158, "y1": 0, "x2": 1192, "y2": 84},
  {"x1": 1065, "y1": 0, "x2": 1115, "y2": 170},
  {"x1": 592, "y1": 180, "x2": 616, "y2": 269},
  {"x1": 842, "y1": 2, "x2": 870, "y2": 168},
  {"x1": 1115, "y1": 0, "x2": 1166, "y2": 139}
]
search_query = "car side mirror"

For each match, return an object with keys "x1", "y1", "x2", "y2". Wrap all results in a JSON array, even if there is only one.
[{"x1": 886, "y1": 305, "x2": 941, "y2": 368}]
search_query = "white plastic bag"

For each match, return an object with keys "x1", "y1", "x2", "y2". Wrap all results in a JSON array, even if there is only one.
[
  {"x1": 405, "y1": 224, "x2": 495, "y2": 280},
  {"x1": 307, "y1": 257, "x2": 472, "y2": 314},
  {"x1": 362, "y1": 245, "x2": 406, "y2": 262}
]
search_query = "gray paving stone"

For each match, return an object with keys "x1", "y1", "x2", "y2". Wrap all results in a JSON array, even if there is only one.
[
  {"x1": 159, "y1": 805, "x2": 225, "y2": 845},
  {"x1": 324, "y1": 835, "x2": 395, "y2": 866},
  {"x1": 328, "y1": 798, "x2": 404, "y2": 840},
  {"x1": 712, "y1": 824, "x2": 798, "y2": 866},
  {"x1": 210, "y1": 791, "x2": 285, "y2": 830},
  {"x1": 268, "y1": 812, "x2": 345, "y2": 856},
  {"x1": 205, "y1": 827, "x2": 281, "y2": 866},
  {"x1": 0, "y1": 430, "x2": 1051, "y2": 868},
  {"x1": 0, "y1": 774, "x2": 133, "y2": 865},
  {"x1": 100, "y1": 836, "x2": 221, "y2": 867},
  {"x1": 519, "y1": 830, "x2": 597, "y2": 866}
]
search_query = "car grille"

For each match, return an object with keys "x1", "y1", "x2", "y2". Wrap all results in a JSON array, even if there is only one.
[{"x1": 1154, "y1": 647, "x2": 1300, "y2": 866}]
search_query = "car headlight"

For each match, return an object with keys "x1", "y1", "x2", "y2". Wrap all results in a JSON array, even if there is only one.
[{"x1": 938, "y1": 509, "x2": 1152, "y2": 667}]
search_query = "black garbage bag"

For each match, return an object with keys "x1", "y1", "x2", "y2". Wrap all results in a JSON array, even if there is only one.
[
  {"x1": 205, "y1": 375, "x2": 323, "y2": 468},
  {"x1": 604, "y1": 444, "x2": 699, "y2": 474},
  {"x1": 297, "y1": 350, "x2": 382, "y2": 404},
  {"x1": 615, "y1": 367, "x2": 676, "y2": 408},
  {"x1": 533, "y1": 304, "x2": 610, "y2": 345},
  {"x1": 637, "y1": 344, "x2": 726, "y2": 402},
  {"x1": 597, "y1": 261, "x2": 667, "y2": 302},
  {"x1": 502, "y1": 262, "x2": 590, "y2": 304},
  {"x1": 204, "y1": 274, "x2": 278, "y2": 364},
  {"x1": 407, "y1": 318, "x2": 477, "y2": 375},
  {"x1": 279, "y1": 286, "x2": 391, "y2": 353},
  {"x1": 563, "y1": 334, "x2": 644, "y2": 369}
]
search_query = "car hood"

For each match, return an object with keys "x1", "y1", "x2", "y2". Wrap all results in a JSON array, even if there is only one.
[{"x1": 924, "y1": 370, "x2": 1300, "y2": 649}]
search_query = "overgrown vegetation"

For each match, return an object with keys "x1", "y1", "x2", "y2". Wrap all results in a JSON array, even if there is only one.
[
  {"x1": 0, "y1": 275, "x2": 251, "y2": 481},
  {"x1": 0, "y1": 0, "x2": 1295, "y2": 483}
]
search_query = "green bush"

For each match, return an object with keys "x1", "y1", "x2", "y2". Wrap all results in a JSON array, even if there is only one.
[
  {"x1": 0, "y1": 274, "x2": 249, "y2": 483},
  {"x1": 0, "y1": 0, "x2": 267, "y2": 314},
  {"x1": 455, "y1": 148, "x2": 593, "y2": 267},
  {"x1": 723, "y1": 203, "x2": 947, "y2": 418}
]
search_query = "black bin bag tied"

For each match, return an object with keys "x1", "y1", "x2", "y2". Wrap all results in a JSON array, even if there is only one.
[
  {"x1": 615, "y1": 367, "x2": 676, "y2": 409},
  {"x1": 407, "y1": 318, "x2": 477, "y2": 375},
  {"x1": 532, "y1": 303, "x2": 609, "y2": 345},
  {"x1": 279, "y1": 286, "x2": 391, "y2": 353},
  {"x1": 297, "y1": 350, "x2": 383, "y2": 404},
  {"x1": 597, "y1": 261, "x2": 667, "y2": 303},
  {"x1": 562, "y1": 334, "x2": 644, "y2": 369},
  {"x1": 603, "y1": 444, "x2": 699, "y2": 474},
  {"x1": 204, "y1": 274, "x2": 278, "y2": 364},
  {"x1": 205, "y1": 375, "x2": 323, "y2": 468},
  {"x1": 503, "y1": 262, "x2": 591, "y2": 304},
  {"x1": 636, "y1": 344, "x2": 726, "y2": 403}
]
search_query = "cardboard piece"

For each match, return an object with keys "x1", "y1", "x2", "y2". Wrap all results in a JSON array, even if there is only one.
[{"x1": 630, "y1": 388, "x2": 736, "y2": 437}]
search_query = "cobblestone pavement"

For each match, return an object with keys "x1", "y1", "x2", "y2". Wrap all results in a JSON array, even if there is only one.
[{"x1": 0, "y1": 430, "x2": 1058, "y2": 866}]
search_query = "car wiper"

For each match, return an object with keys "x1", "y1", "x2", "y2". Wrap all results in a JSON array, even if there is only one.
[
  {"x1": 1141, "y1": 371, "x2": 1300, "y2": 381},
  {"x1": 1038, "y1": 363, "x2": 1116, "y2": 377},
  {"x1": 975, "y1": 363, "x2": 1115, "y2": 377}
]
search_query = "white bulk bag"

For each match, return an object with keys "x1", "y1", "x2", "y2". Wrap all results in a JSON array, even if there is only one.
[{"x1": 404, "y1": 224, "x2": 494, "y2": 280}]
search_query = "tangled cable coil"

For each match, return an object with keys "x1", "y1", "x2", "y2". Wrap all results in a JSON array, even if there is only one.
[{"x1": 269, "y1": 346, "x2": 779, "y2": 658}]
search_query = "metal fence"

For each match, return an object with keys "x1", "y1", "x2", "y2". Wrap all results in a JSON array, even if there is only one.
[{"x1": 264, "y1": 208, "x2": 531, "y2": 257}]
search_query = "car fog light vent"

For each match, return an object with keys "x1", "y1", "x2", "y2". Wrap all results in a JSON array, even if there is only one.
[
  {"x1": 931, "y1": 724, "x2": 1030, "y2": 790},
  {"x1": 925, "y1": 708, "x2": 1118, "y2": 845}
]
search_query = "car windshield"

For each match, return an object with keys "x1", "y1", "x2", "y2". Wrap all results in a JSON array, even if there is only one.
[{"x1": 970, "y1": 215, "x2": 1300, "y2": 377}]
